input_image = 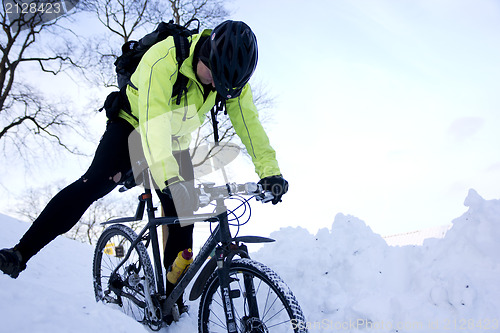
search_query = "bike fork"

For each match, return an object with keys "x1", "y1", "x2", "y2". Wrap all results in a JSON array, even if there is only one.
[
  {"x1": 216, "y1": 247, "x2": 238, "y2": 333},
  {"x1": 243, "y1": 273, "x2": 259, "y2": 318}
]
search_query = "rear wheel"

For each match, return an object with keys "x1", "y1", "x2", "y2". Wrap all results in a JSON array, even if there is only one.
[
  {"x1": 198, "y1": 258, "x2": 308, "y2": 332},
  {"x1": 93, "y1": 224, "x2": 160, "y2": 329}
]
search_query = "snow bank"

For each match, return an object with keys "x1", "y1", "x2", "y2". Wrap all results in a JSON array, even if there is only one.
[
  {"x1": 253, "y1": 189, "x2": 500, "y2": 332},
  {"x1": 1, "y1": 189, "x2": 499, "y2": 332},
  {"x1": 0, "y1": 214, "x2": 151, "y2": 333}
]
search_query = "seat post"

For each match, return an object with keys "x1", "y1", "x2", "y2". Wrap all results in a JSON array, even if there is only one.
[
  {"x1": 141, "y1": 169, "x2": 167, "y2": 295},
  {"x1": 141, "y1": 169, "x2": 156, "y2": 220}
]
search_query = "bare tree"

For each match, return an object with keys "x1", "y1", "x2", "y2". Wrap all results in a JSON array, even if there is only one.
[
  {"x1": 77, "y1": 0, "x2": 165, "y2": 87},
  {"x1": 1, "y1": 1, "x2": 87, "y2": 161},
  {"x1": 168, "y1": 0, "x2": 229, "y2": 27},
  {"x1": 1, "y1": 3, "x2": 118, "y2": 246},
  {"x1": 11, "y1": 0, "x2": 277, "y2": 247}
]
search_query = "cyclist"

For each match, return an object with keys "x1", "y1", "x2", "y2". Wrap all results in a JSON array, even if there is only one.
[{"x1": 0, "y1": 20, "x2": 288, "y2": 309}]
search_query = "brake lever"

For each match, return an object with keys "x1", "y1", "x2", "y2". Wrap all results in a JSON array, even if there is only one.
[{"x1": 256, "y1": 191, "x2": 275, "y2": 204}]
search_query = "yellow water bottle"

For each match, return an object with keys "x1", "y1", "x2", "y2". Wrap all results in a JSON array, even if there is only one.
[{"x1": 167, "y1": 248, "x2": 193, "y2": 284}]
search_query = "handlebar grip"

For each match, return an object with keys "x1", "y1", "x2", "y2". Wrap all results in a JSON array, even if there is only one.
[{"x1": 196, "y1": 182, "x2": 270, "y2": 207}]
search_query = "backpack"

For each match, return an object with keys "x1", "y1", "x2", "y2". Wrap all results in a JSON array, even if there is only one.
[
  {"x1": 101, "y1": 18, "x2": 226, "y2": 144},
  {"x1": 101, "y1": 19, "x2": 200, "y2": 121}
]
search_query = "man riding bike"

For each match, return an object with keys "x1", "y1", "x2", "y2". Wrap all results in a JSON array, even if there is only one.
[{"x1": 0, "y1": 20, "x2": 288, "y2": 309}]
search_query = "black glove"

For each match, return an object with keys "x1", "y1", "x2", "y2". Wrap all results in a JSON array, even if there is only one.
[
  {"x1": 258, "y1": 175, "x2": 289, "y2": 205},
  {"x1": 162, "y1": 181, "x2": 198, "y2": 215}
]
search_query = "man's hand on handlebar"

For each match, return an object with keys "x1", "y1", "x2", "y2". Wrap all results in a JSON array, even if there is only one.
[
  {"x1": 162, "y1": 180, "x2": 198, "y2": 214},
  {"x1": 258, "y1": 175, "x2": 289, "y2": 205},
  {"x1": 161, "y1": 176, "x2": 289, "y2": 212}
]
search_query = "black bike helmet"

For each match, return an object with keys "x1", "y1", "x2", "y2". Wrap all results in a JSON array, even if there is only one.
[{"x1": 208, "y1": 20, "x2": 258, "y2": 99}]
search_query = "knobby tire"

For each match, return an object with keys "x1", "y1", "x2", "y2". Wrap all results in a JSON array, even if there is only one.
[{"x1": 198, "y1": 258, "x2": 308, "y2": 333}]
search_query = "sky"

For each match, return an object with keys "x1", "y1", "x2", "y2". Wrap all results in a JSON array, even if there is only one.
[
  {"x1": 224, "y1": 0, "x2": 500, "y2": 236},
  {"x1": 1, "y1": 0, "x2": 500, "y2": 240}
]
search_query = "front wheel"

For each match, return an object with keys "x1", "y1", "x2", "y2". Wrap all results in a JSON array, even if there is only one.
[{"x1": 198, "y1": 258, "x2": 308, "y2": 333}]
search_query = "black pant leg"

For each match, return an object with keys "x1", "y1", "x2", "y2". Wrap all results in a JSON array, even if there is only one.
[
  {"x1": 16, "y1": 119, "x2": 135, "y2": 262},
  {"x1": 158, "y1": 149, "x2": 195, "y2": 269}
]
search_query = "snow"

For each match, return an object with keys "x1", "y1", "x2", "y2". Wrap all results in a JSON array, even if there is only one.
[{"x1": 1, "y1": 189, "x2": 500, "y2": 332}]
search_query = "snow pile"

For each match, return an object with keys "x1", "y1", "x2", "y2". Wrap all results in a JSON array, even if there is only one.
[
  {"x1": 1, "y1": 189, "x2": 500, "y2": 332},
  {"x1": 254, "y1": 189, "x2": 500, "y2": 332},
  {"x1": 0, "y1": 214, "x2": 151, "y2": 333}
]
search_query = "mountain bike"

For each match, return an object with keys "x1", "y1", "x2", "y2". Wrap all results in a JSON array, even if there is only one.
[{"x1": 92, "y1": 169, "x2": 308, "y2": 332}]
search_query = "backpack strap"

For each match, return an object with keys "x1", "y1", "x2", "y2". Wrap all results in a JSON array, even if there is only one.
[
  {"x1": 211, "y1": 94, "x2": 227, "y2": 145},
  {"x1": 172, "y1": 31, "x2": 190, "y2": 105},
  {"x1": 172, "y1": 19, "x2": 200, "y2": 105}
]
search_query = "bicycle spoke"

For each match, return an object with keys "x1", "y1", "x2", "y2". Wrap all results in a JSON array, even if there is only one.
[
  {"x1": 266, "y1": 318, "x2": 294, "y2": 330},
  {"x1": 262, "y1": 290, "x2": 281, "y2": 322},
  {"x1": 208, "y1": 311, "x2": 227, "y2": 330},
  {"x1": 264, "y1": 304, "x2": 287, "y2": 326}
]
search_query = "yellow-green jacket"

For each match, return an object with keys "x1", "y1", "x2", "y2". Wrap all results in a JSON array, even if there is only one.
[{"x1": 118, "y1": 29, "x2": 281, "y2": 189}]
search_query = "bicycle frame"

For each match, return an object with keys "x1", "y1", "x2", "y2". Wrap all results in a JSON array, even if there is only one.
[{"x1": 103, "y1": 172, "x2": 274, "y2": 331}]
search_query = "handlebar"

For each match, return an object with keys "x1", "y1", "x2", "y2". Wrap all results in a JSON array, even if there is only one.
[
  {"x1": 117, "y1": 172, "x2": 275, "y2": 206},
  {"x1": 197, "y1": 182, "x2": 274, "y2": 207}
]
